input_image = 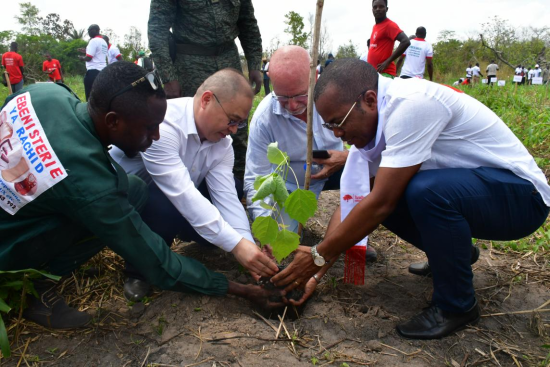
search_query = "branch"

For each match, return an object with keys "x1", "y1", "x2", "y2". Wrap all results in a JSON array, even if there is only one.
[
  {"x1": 479, "y1": 33, "x2": 515, "y2": 69},
  {"x1": 299, "y1": 0, "x2": 324, "y2": 236}
]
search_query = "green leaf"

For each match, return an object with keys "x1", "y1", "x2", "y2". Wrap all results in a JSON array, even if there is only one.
[
  {"x1": 267, "y1": 142, "x2": 289, "y2": 165},
  {"x1": 259, "y1": 202, "x2": 273, "y2": 210},
  {"x1": 251, "y1": 175, "x2": 277, "y2": 202},
  {"x1": 271, "y1": 229, "x2": 300, "y2": 263},
  {"x1": 252, "y1": 216, "x2": 279, "y2": 246},
  {"x1": 0, "y1": 315, "x2": 10, "y2": 357},
  {"x1": 272, "y1": 174, "x2": 289, "y2": 207},
  {"x1": 253, "y1": 174, "x2": 271, "y2": 191},
  {"x1": 0, "y1": 269, "x2": 61, "y2": 281},
  {"x1": 284, "y1": 189, "x2": 318, "y2": 224},
  {"x1": 0, "y1": 299, "x2": 10, "y2": 314}
]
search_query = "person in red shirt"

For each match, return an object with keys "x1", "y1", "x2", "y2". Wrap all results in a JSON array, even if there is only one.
[
  {"x1": 42, "y1": 52, "x2": 64, "y2": 83},
  {"x1": 367, "y1": 0, "x2": 410, "y2": 78},
  {"x1": 1, "y1": 42, "x2": 25, "y2": 93}
]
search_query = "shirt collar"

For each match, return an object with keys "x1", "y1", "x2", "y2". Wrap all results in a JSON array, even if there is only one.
[{"x1": 413, "y1": 37, "x2": 425, "y2": 42}]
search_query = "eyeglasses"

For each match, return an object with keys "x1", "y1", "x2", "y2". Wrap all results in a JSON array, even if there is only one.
[
  {"x1": 107, "y1": 70, "x2": 163, "y2": 111},
  {"x1": 272, "y1": 93, "x2": 309, "y2": 104},
  {"x1": 212, "y1": 93, "x2": 249, "y2": 129},
  {"x1": 322, "y1": 88, "x2": 369, "y2": 130}
]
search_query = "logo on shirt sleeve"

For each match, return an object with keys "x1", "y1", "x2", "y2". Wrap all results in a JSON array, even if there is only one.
[{"x1": 0, "y1": 92, "x2": 67, "y2": 215}]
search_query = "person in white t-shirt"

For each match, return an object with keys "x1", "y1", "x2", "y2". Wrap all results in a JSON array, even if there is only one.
[
  {"x1": 273, "y1": 59, "x2": 550, "y2": 340},
  {"x1": 103, "y1": 36, "x2": 122, "y2": 64},
  {"x1": 396, "y1": 27, "x2": 433, "y2": 80},
  {"x1": 471, "y1": 62, "x2": 483, "y2": 85},
  {"x1": 486, "y1": 60, "x2": 499, "y2": 86},
  {"x1": 78, "y1": 24, "x2": 108, "y2": 101},
  {"x1": 533, "y1": 64, "x2": 542, "y2": 79},
  {"x1": 528, "y1": 67, "x2": 534, "y2": 85},
  {"x1": 465, "y1": 64, "x2": 473, "y2": 84},
  {"x1": 111, "y1": 69, "x2": 279, "y2": 301}
]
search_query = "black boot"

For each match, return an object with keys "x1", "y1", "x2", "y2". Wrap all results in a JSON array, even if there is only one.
[
  {"x1": 23, "y1": 278, "x2": 92, "y2": 329},
  {"x1": 396, "y1": 299, "x2": 480, "y2": 339},
  {"x1": 123, "y1": 278, "x2": 153, "y2": 302},
  {"x1": 409, "y1": 245, "x2": 480, "y2": 277}
]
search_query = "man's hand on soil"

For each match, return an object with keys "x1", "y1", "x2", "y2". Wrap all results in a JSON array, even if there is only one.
[
  {"x1": 163, "y1": 80, "x2": 182, "y2": 99},
  {"x1": 246, "y1": 284, "x2": 286, "y2": 309},
  {"x1": 311, "y1": 150, "x2": 349, "y2": 179},
  {"x1": 232, "y1": 239, "x2": 279, "y2": 278},
  {"x1": 287, "y1": 277, "x2": 317, "y2": 306},
  {"x1": 271, "y1": 246, "x2": 318, "y2": 292},
  {"x1": 249, "y1": 70, "x2": 262, "y2": 95}
]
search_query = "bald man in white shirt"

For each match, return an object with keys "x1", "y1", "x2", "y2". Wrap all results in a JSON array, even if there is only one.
[{"x1": 112, "y1": 69, "x2": 278, "y2": 300}]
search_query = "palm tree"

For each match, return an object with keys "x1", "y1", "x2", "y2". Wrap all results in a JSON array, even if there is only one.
[{"x1": 68, "y1": 28, "x2": 85, "y2": 41}]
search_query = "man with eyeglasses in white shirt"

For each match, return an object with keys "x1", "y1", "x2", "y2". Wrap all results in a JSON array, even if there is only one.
[
  {"x1": 245, "y1": 45, "x2": 377, "y2": 261},
  {"x1": 111, "y1": 68, "x2": 278, "y2": 301}
]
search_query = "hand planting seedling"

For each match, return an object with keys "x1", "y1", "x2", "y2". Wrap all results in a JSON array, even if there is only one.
[{"x1": 250, "y1": 142, "x2": 317, "y2": 307}]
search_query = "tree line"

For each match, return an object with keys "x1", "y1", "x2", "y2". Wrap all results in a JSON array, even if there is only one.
[{"x1": 1, "y1": 2, "x2": 147, "y2": 81}]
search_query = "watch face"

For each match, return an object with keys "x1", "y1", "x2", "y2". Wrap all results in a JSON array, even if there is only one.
[{"x1": 314, "y1": 257, "x2": 325, "y2": 266}]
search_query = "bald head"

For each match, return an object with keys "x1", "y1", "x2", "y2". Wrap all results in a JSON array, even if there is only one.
[
  {"x1": 196, "y1": 68, "x2": 253, "y2": 101},
  {"x1": 268, "y1": 46, "x2": 311, "y2": 91}
]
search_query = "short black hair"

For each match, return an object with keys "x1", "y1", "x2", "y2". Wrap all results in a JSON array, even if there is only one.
[
  {"x1": 314, "y1": 58, "x2": 378, "y2": 105},
  {"x1": 89, "y1": 61, "x2": 165, "y2": 117},
  {"x1": 103, "y1": 35, "x2": 110, "y2": 44},
  {"x1": 372, "y1": 0, "x2": 387, "y2": 5},
  {"x1": 10, "y1": 42, "x2": 17, "y2": 50},
  {"x1": 416, "y1": 26, "x2": 426, "y2": 38}
]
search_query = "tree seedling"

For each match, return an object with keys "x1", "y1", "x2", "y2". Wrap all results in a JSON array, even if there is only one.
[{"x1": 251, "y1": 142, "x2": 318, "y2": 263}]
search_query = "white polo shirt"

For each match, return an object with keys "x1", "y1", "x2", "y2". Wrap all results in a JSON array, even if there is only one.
[
  {"x1": 466, "y1": 67, "x2": 472, "y2": 77},
  {"x1": 472, "y1": 66, "x2": 481, "y2": 76},
  {"x1": 110, "y1": 97, "x2": 254, "y2": 252},
  {"x1": 400, "y1": 38, "x2": 433, "y2": 78},
  {"x1": 376, "y1": 77, "x2": 550, "y2": 206},
  {"x1": 107, "y1": 44, "x2": 122, "y2": 64},
  {"x1": 85, "y1": 36, "x2": 108, "y2": 71}
]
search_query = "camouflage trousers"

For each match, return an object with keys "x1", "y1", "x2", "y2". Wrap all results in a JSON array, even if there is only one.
[{"x1": 174, "y1": 44, "x2": 247, "y2": 181}]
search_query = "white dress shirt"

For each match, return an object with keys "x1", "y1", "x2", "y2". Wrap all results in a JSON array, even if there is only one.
[{"x1": 110, "y1": 97, "x2": 254, "y2": 252}]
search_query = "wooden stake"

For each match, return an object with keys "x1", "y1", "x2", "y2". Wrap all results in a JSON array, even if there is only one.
[
  {"x1": 3, "y1": 71, "x2": 12, "y2": 95},
  {"x1": 298, "y1": 0, "x2": 325, "y2": 236}
]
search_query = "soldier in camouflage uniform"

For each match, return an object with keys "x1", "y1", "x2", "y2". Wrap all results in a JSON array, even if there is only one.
[{"x1": 148, "y1": 0, "x2": 263, "y2": 181}]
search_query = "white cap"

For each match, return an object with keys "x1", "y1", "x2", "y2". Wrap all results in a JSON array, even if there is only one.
[{"x1": 535, "y1": 64, "x2": 539, "y2": 68}]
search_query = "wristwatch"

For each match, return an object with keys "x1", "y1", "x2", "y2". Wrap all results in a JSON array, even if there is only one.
[{"x1": 311, "y1": 244, "x2": 329, "y2": 267}]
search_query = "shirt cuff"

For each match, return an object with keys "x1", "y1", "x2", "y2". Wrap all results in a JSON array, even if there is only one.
[{"x1": 214, "y1": 225, "x2": 244, "y2": 252}]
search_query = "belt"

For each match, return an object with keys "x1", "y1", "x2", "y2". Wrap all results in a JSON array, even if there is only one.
[{"x1": 176, "y1": 42, "x2": 235, "y2": 56}]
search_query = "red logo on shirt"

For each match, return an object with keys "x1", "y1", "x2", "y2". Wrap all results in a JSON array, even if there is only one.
[{"x1": 343, "y1": 194, "x2": 353, "y2": 202}]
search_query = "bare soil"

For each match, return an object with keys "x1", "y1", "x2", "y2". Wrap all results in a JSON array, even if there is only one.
[{"x1": 2, "y1": 191, "x2": 550, "y2": 367}]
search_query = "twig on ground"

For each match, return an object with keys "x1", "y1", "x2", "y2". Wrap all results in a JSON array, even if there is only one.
[
  {"x1": 139, "y1": 346, "x2": 150, "y2": 367},
  {"x1": 275, "y1": 306, "x2": 287, "y2": 340},
  {"x1": 15, "y1": 337, "x2": 30, "y2": 367},
  {"x1": 380, "y1": 342, "x2": 421, "y2": 356},
  {"x1": 184, "y1": 357, "x2": 214, "y2": 367},
  {"x1": 277, "y1": 313, "x2": 297, "y2": 356},
  {"x1": 208, "y1": 335, "x2": 295, "y2": 343},
  {"x1": 482, "y1": 308, "x2": 550, "y2": 317},
  {"x1": 252, "y1": 310, "x2": 278, "y2": 332}
]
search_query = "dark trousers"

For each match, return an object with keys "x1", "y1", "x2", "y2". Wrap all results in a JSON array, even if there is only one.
[
  {"x1": 84, "y1": 69, "x2": 101, "y2": 101},
  {"x1": 3, "y1": 176, "x2": 148, "y2": 276},
  {"x1": 125, "y1": 178, "x2": 244, "y2": 280},
  {"x1": 487, "y1": 74, "x2": 496, "y2": 86},
  {"x1": 263, "y1": 78, "x2": 271, "y2": 95},
  {"x1": 381, "y1": 167, "x2": 548, "y2": 313}
]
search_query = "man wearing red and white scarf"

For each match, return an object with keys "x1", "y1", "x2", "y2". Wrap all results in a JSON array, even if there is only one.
[{"x1": 273, "y1": 58, "x2": 550, "y2": 340}]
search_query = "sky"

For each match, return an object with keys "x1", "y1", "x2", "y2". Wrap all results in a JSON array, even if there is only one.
[{"x1": 2, "y1": 0, "x2": 549, "y2": 55}]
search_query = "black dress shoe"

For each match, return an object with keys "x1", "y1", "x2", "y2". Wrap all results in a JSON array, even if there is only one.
[
  {"x1": 124, "y1": 278, "x2": 153, "y2": 302},
  {"x1": 409, "y1": 245, "x2": 480, "y2": 277},
  {"x1": 23, "y1": 279, "x2": 92, "y2": 329},
  {"x1": 396, "y1": 300, "x2": 480, "y2": 339}
]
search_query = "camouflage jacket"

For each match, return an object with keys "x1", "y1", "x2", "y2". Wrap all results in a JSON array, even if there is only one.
[{"x1": 148, "y1": 0, "x2": 262, "y2": 83}]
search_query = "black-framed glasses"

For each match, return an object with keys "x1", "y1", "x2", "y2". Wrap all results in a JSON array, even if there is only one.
[
  {"x1": 212, "y1": 93, "x2": 249, "y2": 129},
  {"x1": 322, "y1": 88, "x2": 370, "y2": 130},
  {"x1": 271, "y1": 92, "x2": 308, "y2": 104},
  {"x1": 107, "y1": 70, "x2": 163, "y2": 111}
]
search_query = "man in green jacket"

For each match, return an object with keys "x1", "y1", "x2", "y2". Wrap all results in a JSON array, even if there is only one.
[
  {"x1": 0, "y1": 62, "x2": 280, "y2": 329},
  {"x1": 147, "y1": 0, "x2": 263, "y2": 180}
]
